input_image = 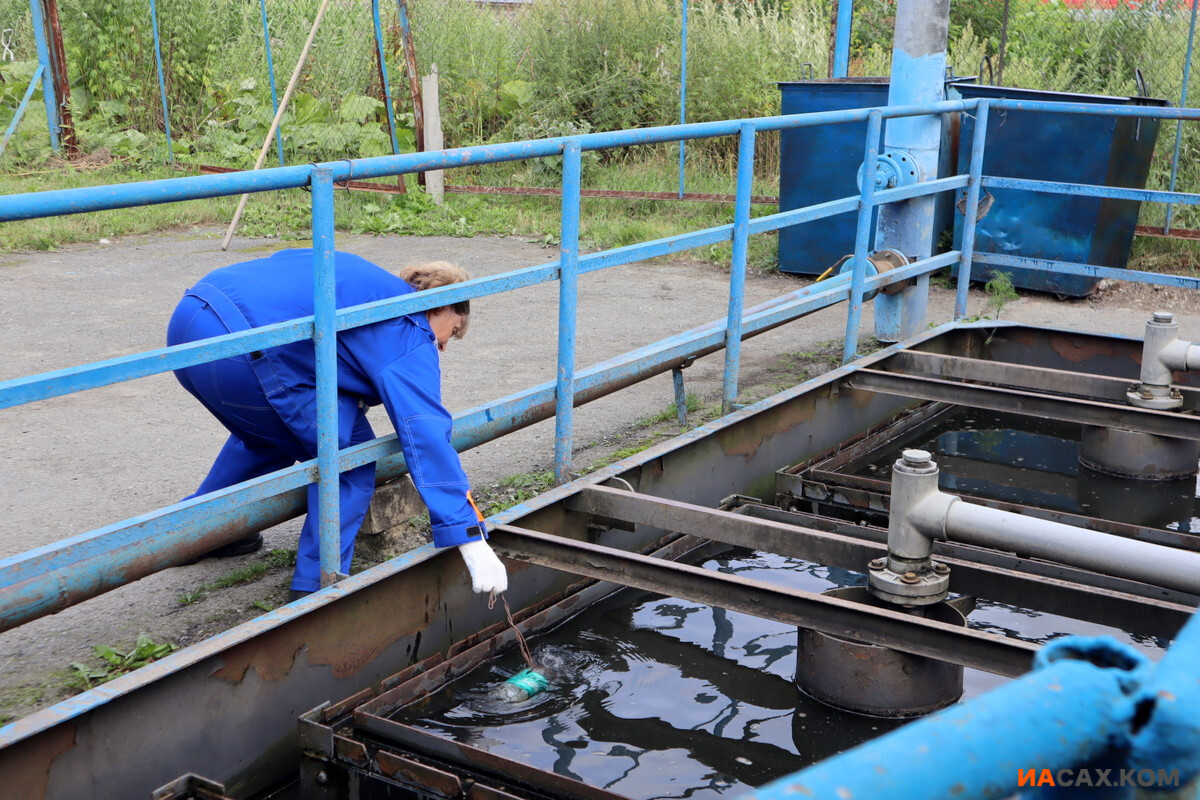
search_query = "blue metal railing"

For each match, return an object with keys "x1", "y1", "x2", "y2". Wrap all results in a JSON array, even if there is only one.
[{"x1": 3, "y1": 96, "x2": 1200, "y2": 631}]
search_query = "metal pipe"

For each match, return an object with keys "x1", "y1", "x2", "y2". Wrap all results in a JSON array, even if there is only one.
[
  {"x1": 27, "y1": 0, "x2": 59, "y2": 151},
  {"x1": 833, "y1": 0, "x2": 853, "y2": 79},
  {"x1": 0, "y1": 100, "x2": 979, "y2": 223},
  {"x1": 672, "y1": 367, "x2": 687, "y2": 425},
  {"x1": 955, "y1": 101, "x2": 989, "y2": 319},
  {"x1": 944, "y1": 501, "x2": 1200, "y2": 598},
  {"x1": 1165, "y1": 0, "x2": 1199, "y2": 235},
  {"x1": 259, "y1": 0, "x2": 285, "y2": 166},
  {"x1": 396, "y1": 0, "x2": 423, "y2": 154},
  {"x1": 873, "y1": 0, "x2": 950, "y2": 343},
  {"x1": 311, "y1": 168, "x2": 342, "y2": 587},
  {"x1": 722, "y1": 123, "x2": 755, "y2": 411},
  {"x1": 843, "y1": 109, "x2": 883, "y2": 363},
  {"x1": 677, "y1": 0, "x2": 688, "y2": 199},
  {"x1": 0, "y1": 64, "x2": 44, "y2": 158},
  {"x1": 743, "y1": 637, "x2": 1149, "y2": 800},
  {"x1": 148, "y1": 0, "x2": 174, "y2": 161},
  {"x1": 554, "y1": 141, "x2": 582, "y2": 484},
  {"x1": 371, "y1": 0, "x2": 400, "y2": 156},
  {"x1": 973, "y1": 252, "x2": 1200, "y2": 291}
]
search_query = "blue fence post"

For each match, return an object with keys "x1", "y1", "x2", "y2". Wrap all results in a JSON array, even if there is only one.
[
  {"x1": 148, "y1": 0, "x2": 174, "y2": 162},
  {"x1": 833, "y1": 0, "x2": 854, "y2": 79},
  {"x1": 311, "y1": 167, "x2": 342, "y2": 587},
  {"x1": 554, "y1": 141, "x2": 583, "y2": 485},
  {"x1": 1165, "y1": 0, "x2": 1199, "y2": 235},
  {"x1": 27, "y1": 0, "x2": 59, "y2": 152},
  {"x1": 259, "y1": 0, "x2": 285, "y2": 166},
  {"x1": 955, "y1": 101, "x2": 989, "y2": 320},
  {"x1": 722, "y1": 122, "x2": 756, "y2": 412},
  {"x1": 672, "y1": 367, "x2": 688, "y2": 426},
  {"x1": 372, "y1": 0, "x2": 401, "y2": 156},
  {"x1": 677, "y1": 0, "x2": 689, "y2": 199},
  {"x1": 843, "y1": 109, "x2": 883, "y2": 364},
  {"x1": 0, "y1": 64, "x2": 45, "y2": 159}
]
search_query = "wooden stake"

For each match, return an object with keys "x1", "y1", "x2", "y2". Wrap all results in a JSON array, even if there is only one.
[
  {"x1": 221, "y1": 0, "x2": 334, "y2": 251},
  {"x1": 422, "y1": 64, "x2": 444, "y2": 205}
]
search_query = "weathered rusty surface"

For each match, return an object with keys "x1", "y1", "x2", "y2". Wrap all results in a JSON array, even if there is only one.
[
  {"x1": 334, "y1": 735, "x2": 370, "y2": 767},
  {"x1": 0, "y1": 721, "x2": 74, "y2": 800},
  {"x1": 374, "y1": 750, "x2": 463, "y2": 796}
]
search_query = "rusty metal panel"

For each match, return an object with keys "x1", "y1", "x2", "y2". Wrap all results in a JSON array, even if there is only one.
[{"x1": 372, "y1": 750, "x2": 463, "y2": 797}]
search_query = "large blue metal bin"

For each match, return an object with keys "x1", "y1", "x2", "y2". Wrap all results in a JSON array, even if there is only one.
[
  {"x1": 950, "y1": 83, "x2": 1166, "y2": 297},
  {"x1": 776, "y1": 78, "x2": 965, "y2": 276}
]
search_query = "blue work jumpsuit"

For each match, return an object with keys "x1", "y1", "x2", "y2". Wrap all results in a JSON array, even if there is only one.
[{"x1": 167, "y1": 248, "x2": 484, "y2": 592}]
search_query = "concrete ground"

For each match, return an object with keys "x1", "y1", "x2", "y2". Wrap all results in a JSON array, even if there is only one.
[{"x1": 0, "y1": 228, "x2": 1197, "y2": 721}]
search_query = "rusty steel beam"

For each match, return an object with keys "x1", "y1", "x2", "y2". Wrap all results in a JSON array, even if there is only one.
[
  {"x1": 846, "y1": 368, "x2": 1200, "y2": 441},
  {"x1": 489, "y1": 524, "x2": 1037, "y2": 677}
]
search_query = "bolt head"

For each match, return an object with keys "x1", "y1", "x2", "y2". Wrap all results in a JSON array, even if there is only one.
[
  {"x1": 316, "y1": 771, "x2": 329, "y2": 785},
  {"x1": 1153, "y1": 311, "x2": 1175, "y2": 324},
  {"x1": 901, "y1": 449, "x2": 932, "y2": 468},
  {"x1": 868, "y1": 557, "x2": 886, "y2": 571},
  {"x1": 933, "y1": 562, "x2": 950, "y2": 575},
  {"x1": 901, "y1": 571, "x2": 920, "y2": 584}
]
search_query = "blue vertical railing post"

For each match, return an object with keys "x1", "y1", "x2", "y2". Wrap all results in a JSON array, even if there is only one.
[
  {"x1": 1165, "y1": 0, "x2": 1199, "y2": 234},
  {"x1": 372, "y1": 0, "x2": 401, "y2": 156},
  {"x1": 672, "y1": 367, "x2": 688, "y2": 426},
  {"x1": 311, "y1": 167, "x2": 342, "y2": 587},
  {"x1": 955, "y1": 101, "x2": 990, "y2": 320},
  {"x1": 27, "y1": 0, "x2": 59, "y2": 152},
  {"x1": 0, "y1": 64, "x2": 45, "y2": 159},
  {"x1": 677, "y1": 0, "x2": 689, "y2": 199},
  {"x1": 259, "y1": 0, "x2": 285, "y2": 166},
  {"x1": 148, "y1": 0, "x2": 174, "y2": 162},
  {"x1": 554, "y1": 141, "x2": 583, "y2": 485},
  {"x1": 833, "y1": 0, "x2": 854, "y2": 78},
  {"x1": 843, "y1": 109, "x2": 883, "y2": 364},
  {"x1": 721, "y1": 122, "x2": 756, "y2": 412}
]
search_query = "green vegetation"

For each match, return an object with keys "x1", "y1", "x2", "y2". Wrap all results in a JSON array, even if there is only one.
[
  {"x1": 67, "y1": 635, "x2": 177, "y2": 690},
  {"x1": 175, "y1": 547, "x2": 296, "y2": 606},
  {"x1": 477, "y1": 471, "x2": 556, "y2": 517}
]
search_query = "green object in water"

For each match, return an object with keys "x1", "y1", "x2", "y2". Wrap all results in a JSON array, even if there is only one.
[{"x1": 502, "y1": 668, "x2": 550, "y2": 700}]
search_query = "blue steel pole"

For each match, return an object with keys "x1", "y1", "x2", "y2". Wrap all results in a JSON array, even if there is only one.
[
  {"x1": 148, "y1": 0, "x2": 174, "y2": 162},
  {"x1": 372, "y1": 0, "x2": 401, "y2": 155},
  {"x1": 259, "y1": 0, "x2": 285, "y2": 166},
  {"x1": 722, "y1": 122, "x2": 756, "y2": 412},
  {"x1": 678, "y1": 0, "x2": 689, "y2": 199},
  {"x1": 311, "y1": 167, "x2": 342, "y2": 587},
  {"x1": 873, "y1": 0, "x2": 949, "y2": 342},
  {"x1": 554, "y1": 141, "x2": 582, "y2": 485},
  {"x1": 27, "y1": 0, "x2": 59, "y2": 152},
  {"x1": 833, "y1": 0, "x2": 854, "y2": 78},
  {"x1": 742, "y1": 637, "x2": 1150, "y2": 800},
  {"x1": 1165, "y1": 0, "x2": 1199, "y2": 235},
  {"x1": 0, "y1": 65, "x2": 45, "y2": 159},
  {"x1": 955, "y1": 101, "x2": 989, "y2": 320},
  {"x1": 843, "y1": 109, "x2": 883, "y2": 364}
]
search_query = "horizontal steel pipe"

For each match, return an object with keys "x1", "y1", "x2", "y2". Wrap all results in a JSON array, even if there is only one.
[
  {"x1": 991, "y1": 97, "x2": 1200, "y2": 120},
  {"x1": 0, "y1": 280, "x2": 852, "y2": 631},
  {"x1": 0, "y1": 100, "x2": 975, "y2": 223},
  {"x1": 945, "y1": 502, "x2": 1200, "y2": 596},
  {"x1": 742, "y1": 645, "x2": 1144, "y2": 800},
  {"x1": 974, "y1": 252, "x2": 1200, "y2": 290},
  {"x1": 983, "y1": 175, "x2": 1200, "y2": 207},
  {"x1": 869, "y1": 174, "x2": 969, "y2": 207}
]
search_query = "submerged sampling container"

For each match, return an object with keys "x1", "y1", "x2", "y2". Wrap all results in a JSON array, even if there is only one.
[
  {"x1": 950, "y1": 83, "x2": 1166, "y2": 297},
  {"x1": 776, "y1": 77, "x2": 969, "y2": 276}
]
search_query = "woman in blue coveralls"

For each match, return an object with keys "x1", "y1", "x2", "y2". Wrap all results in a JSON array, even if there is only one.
[{"x1": 167, "y1": 249, "x2": 507, "y2": 601}]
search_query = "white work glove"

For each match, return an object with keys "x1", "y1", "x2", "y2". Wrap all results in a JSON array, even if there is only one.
[{"x1": 458, "y1": 538, "x2": 508, "y2": 594}]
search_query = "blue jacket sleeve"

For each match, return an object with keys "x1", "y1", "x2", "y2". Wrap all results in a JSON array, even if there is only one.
[{"x1": 371, "y1": 340, "x2": 486, "y2": 548}]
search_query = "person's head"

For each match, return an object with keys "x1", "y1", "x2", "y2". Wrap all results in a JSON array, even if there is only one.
[{"x1": 399, "y1": 261, "x2": 471, "y2": 352}]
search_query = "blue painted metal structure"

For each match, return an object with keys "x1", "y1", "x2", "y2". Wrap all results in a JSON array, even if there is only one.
[
  {"x1": 677, "y1": 0, "x2": 688, "y2": 199},
  {"x1": 742, "y1": 628, "x2": 1200, "y2": 800},
  {"x1": 4, "y1": 96, "x2": 1200, "y2": 638},
  {"x1": 1165, "y1": 0, "x2": 1200, "y2": 235},
  {"x1": 371, "y1": 0, "x2": 401, "y2": 156},
  {"x1": 27, "y1": 0, "x2": 59, "y2": 152},
  {"x1": 833, "y1": 0, "x2": 853, "y2": 79},
  {"x1": 259, "y1": 0, "x2": 285, "y2": 167},
  {"x1": 148, "y1": 0, "x2": 174, "y2": 162},
  {"x1": 0, "y1": 63, "x2": 44, "y2": 158}
]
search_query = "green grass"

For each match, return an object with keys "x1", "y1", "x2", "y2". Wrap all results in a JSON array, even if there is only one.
[
  {"x1": 174, "y1": 548, "x2": 297, "y2": 606},
  {"x1": 67, "y1": 635, "x2": 177, "y2": 691},
  {"x1": 477, "y1": 471, "x2": 556, "y2": 517}
]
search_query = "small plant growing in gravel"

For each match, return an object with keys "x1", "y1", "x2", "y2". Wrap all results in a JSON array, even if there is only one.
[{"x1": 68, "y1": 635, "x2": 177, "y2": 690}]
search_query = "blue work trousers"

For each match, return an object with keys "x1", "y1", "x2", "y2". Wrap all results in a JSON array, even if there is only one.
[{"x1": 167, "y1": 294, "x2": 375, "y2": 592}]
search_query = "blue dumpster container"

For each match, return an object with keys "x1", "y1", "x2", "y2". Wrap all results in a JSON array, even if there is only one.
[
  {"x1": 950, "y1": 83, "x2": 1165, "y2": 297},
  {"x1": 776, "y1": 78, "x2": 966, "y2": 276}
]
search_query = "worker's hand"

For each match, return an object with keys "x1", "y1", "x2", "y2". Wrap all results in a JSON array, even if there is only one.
[{"x1": 458, "y1": 538, "x2": 508, "y2": 594}]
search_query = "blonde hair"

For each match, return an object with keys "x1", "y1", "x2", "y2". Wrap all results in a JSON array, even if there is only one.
[{"x1": 399, "y1": 261, "x2": 471, "y2": 339}]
